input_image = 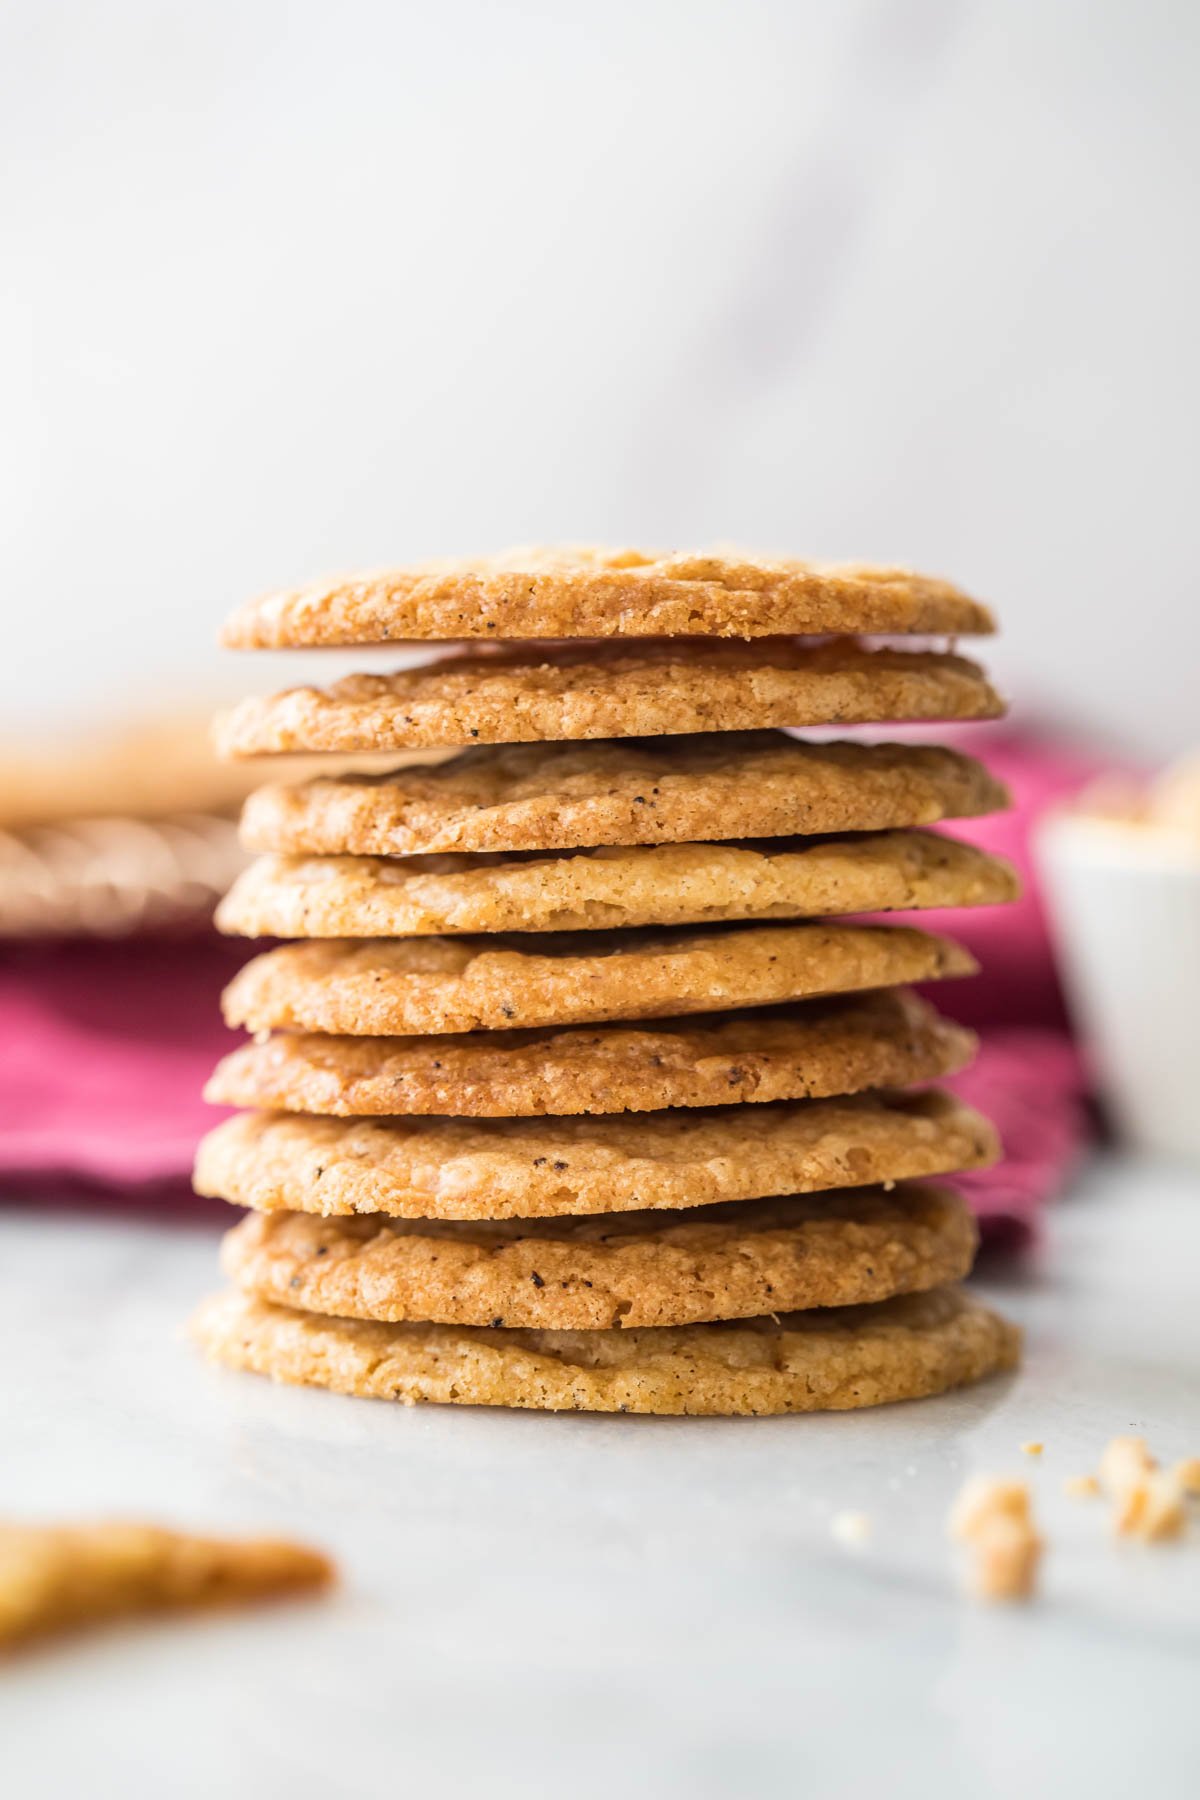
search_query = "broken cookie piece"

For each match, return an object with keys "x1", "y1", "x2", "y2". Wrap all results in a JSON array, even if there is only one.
[{"x1": 0, "y1": 1520, "x2": 333, "y2": 1650}]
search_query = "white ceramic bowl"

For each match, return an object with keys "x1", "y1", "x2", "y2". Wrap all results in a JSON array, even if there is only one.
[{"x1": 1036, "y1": 812, "x2": 1200, "y2": 1163}]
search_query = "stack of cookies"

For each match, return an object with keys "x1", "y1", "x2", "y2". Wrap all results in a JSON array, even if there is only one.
[{"x1": 192, "y1": 548, "x2": 1021, "y2": 1417}]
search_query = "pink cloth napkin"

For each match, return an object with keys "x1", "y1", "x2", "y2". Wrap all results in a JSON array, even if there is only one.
[
  {"x1": 0, "y1": 938, "x2": 241, "y2": 1207},
  {"x1": 947, "y1": 1030, "x2": 1090, "y2": 1250},
  {"x1": 905, "y1": 720, "x2": 1108, "y2": 1030},
  {"x1": 0, "y1": 724, "x2": 1111, "y2": 1243},
  {"x1": 903, "y1": 722, "x2": 1104, "y2": 1243}
]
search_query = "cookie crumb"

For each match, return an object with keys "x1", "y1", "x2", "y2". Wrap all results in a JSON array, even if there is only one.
[
  {"x1": 1098, "y1": 1436, "x2": 1188, "y2": 1541},
  {"x1": 830, "y1": 1511, "x2": 871, "y2": 1548},
  {"x1": 948, "y1": 1475, "x2": 1030, "y2": 1542},
  {"x1": 1173, "y1": 1457, "x2": 1200, "y2": 1497},
  {"x1": 970, "y1": 1514, "x2": 1043, "y2": 1602},
  {"x1": 1063, "y1": 1474, "x2": 1100, "y2": 1500},
  {"x1": 1021, "y1": 1441, "x2": 1044, "y2": 1457},
  {"x1": 948, "y1": 1476, "x2": 1042, "y2": 1603},
  {"x1": 1098, "y1": 1435, "x2": 1155, "y2": 1496},
  {"x1": 1113, "y1": 1469, "x2": 1187, "y2": 1542}
]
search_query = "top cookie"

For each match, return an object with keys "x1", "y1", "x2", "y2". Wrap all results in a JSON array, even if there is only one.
[{"x1": 220, "y1": 548, "x2": 995, "y2": 647}]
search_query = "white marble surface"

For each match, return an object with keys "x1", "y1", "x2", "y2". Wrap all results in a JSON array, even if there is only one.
[{"x1": 2, "y1": 1155, "x2": 1199, "y2": 1798}]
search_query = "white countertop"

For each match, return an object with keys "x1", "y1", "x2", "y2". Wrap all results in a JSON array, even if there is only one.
[{"x1": 3, "y1": 1156, "x2": 1199, "y2": 1799}]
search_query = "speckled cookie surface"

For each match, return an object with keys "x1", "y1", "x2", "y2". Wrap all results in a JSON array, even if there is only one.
[
  {"x1": 239, "y1": 732, "x2": 1009, "y2": 858},
  {"x1": 216, "y1": 831, "x2": 1017, "y2": 939},
  {"x1": 206, "y1": 990, "x2": 975, "y2": 1118},
  {"x1": 191, "y1": 1284, "x2": 1020, "y2": 1416},
  {"x1": 216, "y1": 639, "x2": 1004, "y2": 756},
  {"x1": 220, "y1": 1182, "x2": 979, "y2": 1330},
  {"x1": 193, "y1": 1089, "x2": 998, "y2": 1222},
  {"x1": 221, "y1": 921, "x2": 977, "y2": 1037},
  {"x1": 220, "y1": 547, "x2": 995, "y2": 647}
]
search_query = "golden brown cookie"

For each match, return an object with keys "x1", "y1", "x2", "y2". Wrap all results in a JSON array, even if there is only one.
[
  {"x1": 0, "y1": 1521, "x2": 332, "y2": 1649},
  {"x1": 220, "y1": 1183, "x2": 979, "y2": 1330},
  {"x1": 193, "y1": 1089, "x2": 998, "y2": 1222},
  {"x1": 206, "y1": 990, "x2": 975, "y2": 1118},
  {"x1": 221, "y1": 921, "x2": 978, "y2": 1037},
  {"x1": 220, "y1": 548, "x2": 996, "y2": 646},
  {"x1": 239, "y1": 732, "x2": 1009, "y2": 858},
  {"x1": 215, "y1": 831, "x2": 1017, "y2": 939},
  {"x1": 215, "y1": 639, "x2": 1004, "y2": 756},
  {"x1": 191, "y1": 1284, "x2": 1020, "y2": 1416}
]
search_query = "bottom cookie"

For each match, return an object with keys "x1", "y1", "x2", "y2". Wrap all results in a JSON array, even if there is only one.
[{"x1": 192, "y1": 1285, "x2": 1019, "y2": 1417}]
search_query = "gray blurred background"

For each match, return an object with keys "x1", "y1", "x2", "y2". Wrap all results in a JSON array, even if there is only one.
[{"x1": 3, "y1": 0, "x2": 1197, "y2": 751}]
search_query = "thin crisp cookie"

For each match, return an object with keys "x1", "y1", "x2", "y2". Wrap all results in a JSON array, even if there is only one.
[
  {"x1": 220, "y1": 547, "x2": 996, "y2": 646},
  {"x1": 216, "y1": 831, "x2": 1018, "y2": 939},
  {"x1": 215, "y1": 638, "x2": 1005, "y2": 756},
  {"x1": 193, "y1": 1089, "x2": 999, "y2": 1222},
  {"x1": 239, "y1": 734, "x2": 1009, "y2": 858},
  {"x1": 206, "y1": 989, "x2": 976, "y2": 1118},
  {"x1": 220, "y1": 1182, "x2": 979, "y2": 1330},
  {"x1": 192, "y1": 1284, "x2": 1021, "y2": 1416},
  {"x1": 0, "y1": 1521, "x2": 332, "y2": 1650},
  {"x1": 221, "y1": 921, "x2": 978, "y2": 1037}
]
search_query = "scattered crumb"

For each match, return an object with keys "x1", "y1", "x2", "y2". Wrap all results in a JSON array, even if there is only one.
[
  {"x1": 1113, "y1": 1470, "x2": 1187, "y2": 1542},
  {"x1": 830, "y1": 1511, "x2": 871, "y2": 1549},
  {"x1": 1098, "y1": 1435, "x2": 1156, "y2": 1496},
  {"x1": 1096, "y1": 1436, "x2": 1190, "y2": 1542},
  {"x1": 1174, "y1": 1457, "x2": 1200, "y2": 1497},
  {"x1": 970, "y1": 1513, "x2": 1044, "y2": 1603},
  {"x1": 941, "y1": 1434, "x2": 1198, "y2": 1603},
  {"x1": 948, "y1": 1475, "x2": 1030, "y2": 1543},
  {"x1": 947, "y1": 1475, "x2": 1042, "y2": 1603}
]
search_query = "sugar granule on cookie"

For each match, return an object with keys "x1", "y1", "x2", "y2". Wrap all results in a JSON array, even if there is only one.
[
  {"x1": 220, "y1": 547, "x2": 996, "y2": 647},
  {"x1": 0, "y1": 1520, "x2": 333, "y2": 1650}
]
